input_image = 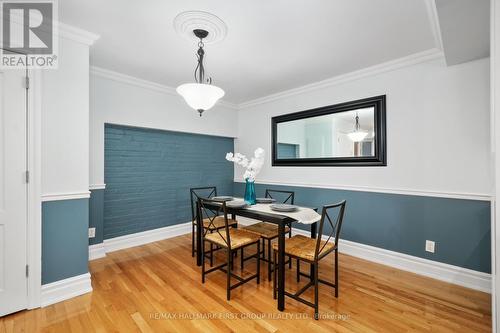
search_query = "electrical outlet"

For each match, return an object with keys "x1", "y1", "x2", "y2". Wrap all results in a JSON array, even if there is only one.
[
  {"x1": 88, "y1": 227, "x2": 96, "y2": 238},
  {"x1": 425, "y1": 240, "x2": 435, "y2": 253}
]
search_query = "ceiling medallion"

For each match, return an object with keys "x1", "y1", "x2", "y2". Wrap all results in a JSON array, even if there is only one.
[{"x1": 173, "y1": 11, "x2": 227, "y2": 45}]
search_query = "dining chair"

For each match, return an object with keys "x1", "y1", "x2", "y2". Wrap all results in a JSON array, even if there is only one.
[
  {"x1": 272, "y1": 200, "x2": 346, "y2": 319},
  {"x1": 190, "y1": 187, "x2": 238, "y2": 265},
  {"x1": 199, "y1": 198, "x2": 260, "y2": 300},
  {"x1": 241, "y1": 189, "x2": 295, "y2": 280}
]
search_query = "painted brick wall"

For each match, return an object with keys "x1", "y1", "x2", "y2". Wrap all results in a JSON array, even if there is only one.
[{"x1": 104, "y1": 124, "x2": 234, "y2": 239}]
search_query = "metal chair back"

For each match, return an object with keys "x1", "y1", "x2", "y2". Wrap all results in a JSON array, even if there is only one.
[
  {"x1": 198, "y1": 198, "x2": 231, "y2": 248},
  {"x1": 190, "y1": 186, "x2": 217, "y2": 222},
  {"x1": 315, "y1": 200, "x2": 347, "y2": 260},
  {"x1": 265, "y1": 189, "x2": 295, "y2": 204}
]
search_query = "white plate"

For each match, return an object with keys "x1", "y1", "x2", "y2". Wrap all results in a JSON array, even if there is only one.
[
  {"x1": 256, "y1": 197, "x2": 276, "y2": 203},
  {"x1": 226, "y1": 200, "x2": 248, "y2": 208},
  {"x1": 212, "y1": 196, "x2": 234, "y2": 201},
  {"x1": 270, "y1": 204, "x2": 298, "y2": 212}
]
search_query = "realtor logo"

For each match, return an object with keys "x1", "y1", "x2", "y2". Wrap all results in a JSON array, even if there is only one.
[{"x1": 1, "y1": 0, "x2": 58, "y2": 68}]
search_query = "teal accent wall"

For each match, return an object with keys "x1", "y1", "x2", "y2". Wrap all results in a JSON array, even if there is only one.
[
  {"x1": 42, "y1": 198, "x2": 89, "y2": 284},
  {"x1": 233, "y1": 182, "x2": 491, "y2": 273},
  {"x1": 103, "y1": 124, "x2": 234, "y2": 239},
  {"x1": 89, "y1": 189, "x2": 104, "y2": 245}
]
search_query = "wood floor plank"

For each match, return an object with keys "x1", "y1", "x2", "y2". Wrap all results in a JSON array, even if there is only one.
[{"x1": 0, "y1": 234, "x2": 492, "y2": 332}]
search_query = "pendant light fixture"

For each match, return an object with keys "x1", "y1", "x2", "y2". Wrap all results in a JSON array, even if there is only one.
[
  {"x1": 347, "y1": 112, "x2": 368, "y2": 142},
  {"x1": 176, "y1": 29, "x2": 225, "y2": 116}
]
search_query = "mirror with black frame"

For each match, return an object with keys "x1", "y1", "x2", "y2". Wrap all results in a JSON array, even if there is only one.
[{"x1": 272, "y1": 95, "x2": 386, "y2": 166}]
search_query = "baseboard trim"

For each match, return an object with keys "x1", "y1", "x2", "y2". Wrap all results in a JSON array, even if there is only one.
[
  {"x1": 237, "y1": 217, "x2": 491, "y2": 293},
  {"x1": 89, "y1": 222, "x2": 192, "y2": 260},
  {"x1": 291, "y1": 227, "x2": 491, "y2": 293},
  {"x1": 88, "y1": 217, "x2": 491, "y2": 293},
  {"x1": 89, "y1": 243, "x2": 106, "y2": 260},
  {"x1": 41, "y1": 273, "x2": 92, "y2": 307}
]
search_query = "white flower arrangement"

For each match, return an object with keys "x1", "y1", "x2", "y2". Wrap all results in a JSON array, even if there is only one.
[{"x1": 226, "y1": 148, "x2": 265, "y2": 182}]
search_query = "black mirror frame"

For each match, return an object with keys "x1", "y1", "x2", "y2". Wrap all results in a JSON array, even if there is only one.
[{"x1": 271, "y1": 95, "x2": 387, "y2": 167}]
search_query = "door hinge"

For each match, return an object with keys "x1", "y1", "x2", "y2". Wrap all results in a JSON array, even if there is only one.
[
  {"x1": 25, "y1": 265, "x2": 29, "y2": 278},
  {"x1": 25, "y1": 170, "x2": 30, "y2": 183},
  {"x1": 24, "y1": 76, "x2": 30, "y2": 89}
]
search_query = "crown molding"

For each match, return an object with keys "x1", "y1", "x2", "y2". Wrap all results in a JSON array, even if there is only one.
[
  {"x1": 58, "y1": 23, "x2": 100, "y2": 46},
  {"x1": 90, "y1": 66, "x2": 238, "y2": 110},
  {"x1": 238, "y1": 48, "x2": 445, "y2": 109},
  {"x1": 91, "y1": 48, "x2": 445, "y2": 111},
  {"x1": 424, "y1": 0, "x2": 444, "y2": 52},
  {"x1": 91, "y1": 66, "x2": 176, "y2": 94}
]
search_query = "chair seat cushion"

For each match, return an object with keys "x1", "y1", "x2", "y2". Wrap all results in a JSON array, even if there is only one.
[
  {"x1": 205, "y1": 229, "x2": 260, "y2": 249},
  {"x1": 271, "y1": 235, "x2": 335, "y2": 261},
  {"x1": 196, "y1": 216, "x2": 237, "y2": 230},
  {"x1": 242, "y1": 222, "x2": 290, "y2": 239}
]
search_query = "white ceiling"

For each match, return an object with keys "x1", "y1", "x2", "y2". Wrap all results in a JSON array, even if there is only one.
[
  {"x1": 436, "y1": 0, "x2": 490, "y2": 66},
  {"x1": 60, "y1": 0, "x2": 438, "y2": 104}
]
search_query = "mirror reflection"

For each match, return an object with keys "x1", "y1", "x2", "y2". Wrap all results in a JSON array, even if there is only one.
[{"x1": 276, "y1": 107, "x2": 375, "y2": 159}]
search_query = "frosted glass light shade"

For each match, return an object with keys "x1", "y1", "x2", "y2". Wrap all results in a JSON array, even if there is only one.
[
  {"x1": 176, "y1": 83, "x2": 225, "y2": 114},
  {"x1": 347, "y1": 130, "x2": 368, "y2": 142}
]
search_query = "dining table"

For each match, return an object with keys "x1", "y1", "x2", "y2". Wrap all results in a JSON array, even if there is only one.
[{"x1": 195, "y1": 199, "x2": 319, "y2": 311}]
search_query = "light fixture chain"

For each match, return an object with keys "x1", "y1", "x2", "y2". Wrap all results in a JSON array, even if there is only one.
[{"x1": 195, "y1": 39, "x2": 205, "y2": 83}]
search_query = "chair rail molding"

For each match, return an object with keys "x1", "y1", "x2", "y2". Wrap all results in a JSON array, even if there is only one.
[
  {"x1": 89, "y1": 184, "x2": 106, "y2": 190},
  {"x1": 233, "y1": 179, "x2": 492, "y2": 202},
  {"x1": 41, "y1": 191, "x2": 91, "y2": 202}
]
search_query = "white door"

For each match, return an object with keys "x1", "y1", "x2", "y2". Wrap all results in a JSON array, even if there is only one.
[{"x1": 0, "y1": 68, "x2": 28, "y2": 316}]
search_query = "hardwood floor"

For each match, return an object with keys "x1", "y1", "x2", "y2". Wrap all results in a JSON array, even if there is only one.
[{"x1": 1, "y1": 234, "x2": 492, "y2": 332}]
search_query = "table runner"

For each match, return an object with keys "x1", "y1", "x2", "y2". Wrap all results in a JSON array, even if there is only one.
[{"x1": 228, "y1": 198, "x2": 320, "y2": 224}]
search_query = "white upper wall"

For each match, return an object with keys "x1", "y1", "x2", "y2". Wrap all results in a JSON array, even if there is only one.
[
  {"x1": 89, "y1": 71, "x2": 238, "y2": 186},
  {"x1": 235, "y1": 57, "x2": 491, "y2": 198},
  {"x1": 42, "y1": 36, "x2": 92, "y2": 197},
  {"x1": 61, "y1": 0, "x2": 438, "y2": 103}
]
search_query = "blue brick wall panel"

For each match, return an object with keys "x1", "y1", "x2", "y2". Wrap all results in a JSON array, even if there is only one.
[{"x1": 104, "y1": 124, "x2": 234, "y2": 239}]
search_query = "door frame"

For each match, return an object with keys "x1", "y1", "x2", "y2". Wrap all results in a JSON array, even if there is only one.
[
  {"x1": 492, "y1": 0, "x2": 499, "y2": 331},
  {"x1": 26, "y1": 68, "x2": 42, "y2": 309}
]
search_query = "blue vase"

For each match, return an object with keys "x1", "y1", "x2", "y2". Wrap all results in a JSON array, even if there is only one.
[{"x1": 244, "y1": 179, "x2": 257, "y2": 205}]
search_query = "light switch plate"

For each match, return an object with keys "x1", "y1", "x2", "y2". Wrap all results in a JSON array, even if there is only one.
[
  {"x1": 425, "y1": 240, "x2": 435, "y2": 253},
  {"x1": 88, "y1": 227, "x2": 96, "y2": 238}
]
